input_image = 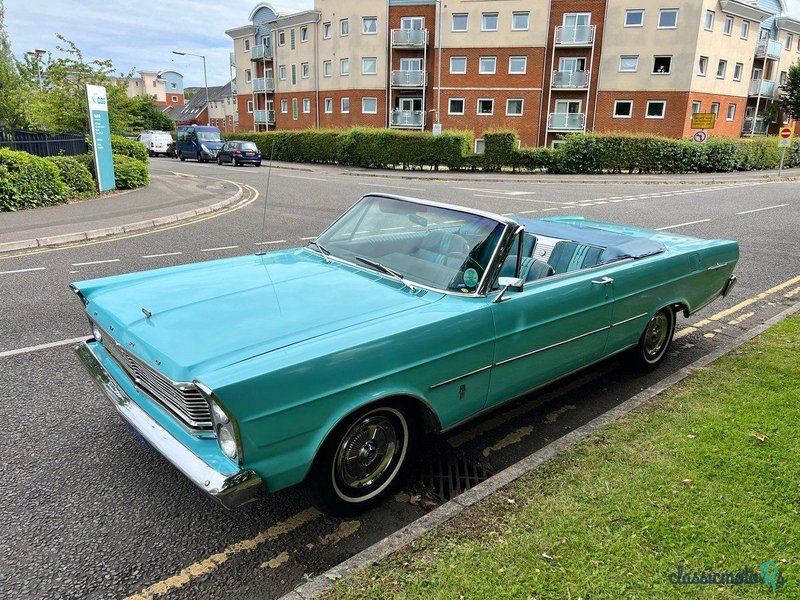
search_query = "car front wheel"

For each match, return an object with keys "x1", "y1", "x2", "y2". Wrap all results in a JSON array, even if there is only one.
[
  {"x1": 633, "y1": 307, "x2": 676, "y2": 371},
  {"x1": 310, "y1": 403, "x2": 414, "y2": 516}
]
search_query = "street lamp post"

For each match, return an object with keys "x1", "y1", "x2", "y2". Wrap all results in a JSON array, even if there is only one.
[
  {"x1": 173, "y1": 50, "x2": 210, "y2": 126},
  {"x1": 25, "y1": 48, "x2": 46, "y2": 91},
  {"x1": 434, "y1": 0, "x2": 443, "y2": 134}
]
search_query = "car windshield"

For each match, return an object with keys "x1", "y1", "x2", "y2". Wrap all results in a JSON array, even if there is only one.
[
  {"x1": 197, "y1": 131, "x2": 222, "y2": 142},
  {"x1": 239, "y1": 142, "x2": 258, "y2": 150},
  {"x1": 315, "y1": 195, "x2": 506, "y2": 293}
]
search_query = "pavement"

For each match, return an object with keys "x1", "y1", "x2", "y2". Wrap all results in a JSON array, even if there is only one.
[{"x1": 0, "y1": 156, "x2": 798, "y2": 600}]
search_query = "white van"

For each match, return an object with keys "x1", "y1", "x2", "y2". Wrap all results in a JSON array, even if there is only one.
[{"x1": 137, "y1": 131, "x2": 174, "y2": 157}]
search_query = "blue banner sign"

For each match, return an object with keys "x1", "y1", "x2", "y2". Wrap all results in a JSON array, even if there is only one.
[{"x1": 85, "y1": 84, "x2": 116, "y2": 192}]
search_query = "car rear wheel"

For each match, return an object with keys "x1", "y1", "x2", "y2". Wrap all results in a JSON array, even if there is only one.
[
  {"x1": 310, "y1": 403, "x2": 415, "y2": 516},
  {"x1": 632, "y1": 307, "x2": 676, "y2": 371}
]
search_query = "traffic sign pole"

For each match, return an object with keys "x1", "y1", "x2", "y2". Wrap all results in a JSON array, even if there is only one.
[{"x1": 779, "y1": 146, "x2": 786, "y2": 177}]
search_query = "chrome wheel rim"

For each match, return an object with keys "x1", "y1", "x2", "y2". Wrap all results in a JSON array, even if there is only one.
[
  {"x1": 336, "y1": 415, "x2": 398, "y2": 489},
  {"x1": 644, "y1": 312, "x2": 669, "y2": 359}
]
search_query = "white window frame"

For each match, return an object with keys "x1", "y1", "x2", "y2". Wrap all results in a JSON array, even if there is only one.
[
  {"x1": 302, "y1": 98, "x2": 311, "y2": 113},
  {"x1": 645, "y1": 100, "x2": 666, "y2": 119},
  {"x1": 244, "y1": 38, "x2": 251, "y2": 51},
  {"x1": 171, "y1": 95, "x2": 178, "y2": 102},
  {"x1": 301, "y1": 62, "x2": 310, "y2": 79},
  {"x1": 717, "y1": 59, "x2": 727, "y2": 79},
  {"x1": 448, "y1": 98, "x2": 465, "y2": 115},
  {"x1": 652, "y1": 56, "x2": 672, "y2": 74},
  {"x1": 450, "y1": 56, "x2": 467, "y2": 74},
  {"x1": 340, "y1": 18, "x2": 349, "y2": 37},
  {"x1": 362, "y1": 16, "x2": 378, "y2": 35},
  {"x1": 479, "y1": 56, "x2": 497, "y2": 74},
  {"x1": 619, "y1": 55, "x2": 639, "y2": 72},
  {"x1": 245, "y1": 68, "x2": 252, "y2": 83},
  {"x1": 301, "y1": 26, "x2": 309, "y2": 42},
  {"x1": 506, "y1": 98, "x2": 523, "y2": 116},
  {"x1": 475, "y1": 139, "x2": 485, "y2": 155},
  {"x1": 341, "y1": 97, "x2": 350, "y2": 113},
  {"x1": 508, "y1": 56, "x2": 527, "y2": 74},
  {"x1": 733, "y1": 62, "x2": 743, "y2": 81},
  {"x1": 323, "y1": 22, "x2": 332, "y2": 39},
  {"x1": 624, "y1": 9, "x2": 644, "y2": 28},
  {"x1": 340, "y1": 58, "x2": 350, "y2": 76},
  {"x1": 362, "y1": 57, "x2": 378, "y2": 75},
  {"x1": 704, "y1": 10, "x2": 715, "y2": 31},
  {"x1": 726, "y1": 103, "x2": 736, "y2": 121},
  {"x1": 278, "y1": 65, "x2": 286, "y2": 81},
  {"x1": 477, "y1": 98, "x2": 494, "y2": 116},
  {"x1": 511, "y1": 12, "x2": 530, "y2": 31},
  {"x1": 323, "y1": 61, "x2": 332, "y2": 77},
  {"x1": 691, "y1": 101, "x2": 701, "y2": 114},
  {"x1": 786, "y1": 33, "x2": 794, "y2": 50},
  {"x1": 452, "y1": 13, "x2": 468, "y2": 32},
  {"x1": 246, "y1": 100, "x2": 254, "y2": 113},
  {"x1": 698, "y1": 56, "x2": 708, "y2": 77},
  {"x1": 658, "y1": 9, "x2": 678, "y2": 30},
  {"x1": 278, "y1": 31, "x2": 286, "y2": 46},
  {"x1": 362, "y1": 97, "x2": 378, "y2": 114},
  {"x1": 481, "y1": 12, "x2": 499, "y2": 32},
  {"x1": 280, "y1": 99, "x2": 288, "y2": 113},
  {"x1": 740, "y1": 21, "x2": 750, "y2": 39},
  {"x1": 324, "y1": 98, "x2": 333, "y2": 114},
  {"x1": 710, "y1": 102, "x2": 720, "y2": 117},
  {"x1": 723, "y1": 16, "x2": 733, "y2": 36},
  {"x1": 613, "y1": 100, "x2": 633, "y2": 118}
]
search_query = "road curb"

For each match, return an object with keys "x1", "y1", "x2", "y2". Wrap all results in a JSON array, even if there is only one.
[
  {"x1": 282, "y1": 299, "x2": 800, "y2": 600},
  {"x1": 0, "y1": 183, "x2": 244, "y2": 255}
]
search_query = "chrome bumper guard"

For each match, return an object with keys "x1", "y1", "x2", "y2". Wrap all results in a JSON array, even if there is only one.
[
  {"x1": 75, "y1": 341, "x2": 263, "y2": 509},
  {"x1": 722, "y1": 274, "x2": 737, "y2": 298}
]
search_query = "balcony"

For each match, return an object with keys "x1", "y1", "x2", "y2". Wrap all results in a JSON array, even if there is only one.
[
  {"x1": 390, "y1": 110, "x2": 424, "y2": 129},
  {"x1": 742, "y1": 118, "x2": 769, "y2": 136},
  {"x1": 551, "y1": 70, "x2": 590, "y2": 89},
  {"x1": 755, "y1": 39, "x2": 782, "y2": 60},
  {"x1": 229, "y1": 52, "x2": 236, "y2": 68},
  {"x1": 391, "y1": 28, "x2": 428, "y2": 48},
  {"x1": 548, "y1": 112, "x2": 586, "y2": 130},
  {"x1": 254, "y1": 109, "x2": 276, "y2": 124},
  {"x1": 251, "y1": 44, "x2": 273, "y2": 61},
  {"x1": 391, "y1": 70, "x2": 426, "y2": 87},
  {"x1": 748, "y1": 79, "x2": 776, "y2": 98},
  {"x1": 231, "y1": 80, "x2": 237, "y2": 95},
  {"x1": 555, "y1": 25, "x2": 595, "y2": 46},
  {"x1": 252, "y1": 77, "x2": 275, "y2": 93}
]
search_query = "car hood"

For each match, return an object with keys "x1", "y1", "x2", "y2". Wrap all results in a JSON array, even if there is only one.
[
  {"x1": 203, "y1": 141, "x2": 224, "y2": 150},
  {"x1": 75, "y1": 250, "x2": 441, "y2": 380}
]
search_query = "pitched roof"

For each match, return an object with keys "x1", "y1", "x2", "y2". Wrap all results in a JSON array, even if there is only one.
[{"x1": 167, "y1": 82, "x2": 233, "y2": 122}]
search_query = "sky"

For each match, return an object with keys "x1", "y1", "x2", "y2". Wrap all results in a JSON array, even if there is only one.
[{"x1": 5, "y1": 0, "x2": 800, "y2": 89}]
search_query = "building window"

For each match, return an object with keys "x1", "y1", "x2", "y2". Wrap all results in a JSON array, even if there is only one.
[
  {"x1": 479, "y1": 56, "x2": 497, "y2": 74},
  {"x1": 323, "y1": 22, "x2": 331, "y2": 39},
  {"x1": 448, "y1": 98, "x2": 465, "y2": 115},
  {"x1": 741, "y1": 21, "x2": 750, "y2": 39},
  {"x1": 363, "y1": 17, "x2": 377, "y2": 34},
  {"x1": 658, "y1": 9, "x2": 678, "y2": 29},
  {"x1": 450, "y1": 56, "x2": 467, "y2": 74},
  {"x1": 506, "y1": 99, "x2": 523, "y2": 116},
  {"x1": 481, "y1": 12, "x2": 498, "y2": 31},
  {"x1": 698, "y1": 56, "x2": 708, "y2": 76},
  {"x1": 716, "y1": 60, "x2": 727, "y2": 79},
  {"x1": 508, "y1": 56, "x2": 527, "y2": 74},
  {"x1": 291, "y1": 64, "x2": 297, "y2": 85},
  {"x1": 278, "y1": 31, "x2": 286, "y2": 46},
  {"x1": 646, "y1": 100, "x2": 666, "y2": 118},
  {"x1": 401, "y1": 16, "x2": 425, "y2": 30},
  {"x1": 340, "y1": 58, "x2": 350, "y2": 75},
  {"x1": 301, "y1": 63, "x2": 310, "y2": 79},
  {"x1": 290, "y1": 29, "x2": 296, "y2": 49},
  {"x1": 727, "y1": 104, "x2": 736, "y2": 121},
  {"x1": 710, "y1": 102, "x2": 720, "y2": 117},
  {"x1": 340, "y1": 19, "x2": 349, "y2": 36},
  {"x1": 704, "y1": 10, "x2": 714, "y2": 31},
  {"x1": 341, "y1": 97, "x2": 350, "y2": 113},
  {"x1": 172, "y1": 95, "x2": 178, "y2": 102},
  {"x1": 362, "y1": 57, "x2": 377, "y2": 75},
  {"x1": 691, "y1": 101, "x2": 701, "y2": 114},
  {"x1": 302, "y1": 98, "x2": 311, "y2": 113},
  {"x1": 625, "y1": 10, "x2": 644, "y2": 27},
  {"x1": 780, "y1": 71, "x2": 788, "y2": 86},
  {"x1": 512, "y1": 12, "x2": 529, "y2": 31},
  {"x1": 652, "y1": 56, "x2": 672, "y2": 74},
  {"x1": 301, "y1": 26, "x2": 309, "y2": 42},
  {"x1": 245, "y1": 69, "x2": 252, "y2": 83},
  {"x1": 613, "y1": 100, "x2": 633, "y2": 118},
  {"x1": 723, "y1": 16, "x2": 733, "y2": 36},
  {"x1": 452, "y1": 13, "x2": 468, "y2": 31},
  {"x1": 786, "y1": 34, "x2": 794, "y2": 50},
  {"x1": 292, "y1": 98, "x2": 298, "y2": 120},
  {"x1": 244, "y1": 38, "x2": 251, "y2": 51},
  {"x1": 279, "y1": 65, "x2": 286, "y2": 80},
  {"x1": 619, "y1": 55, "x2": 639, "y2": 72},
  {"x1": 733, "y1": 63, "x2": 743, "y2": 81},
  {"x1": 323, "y1": 61, "x2": 332, "y2": 77},
  {"x1": 324, "y1": 98, "x2": 333, "y2": 113},
  {"x1": 477, "y1": 98, "x2": 494, "y2": 115},
  {"x1": 362, "y1": 97, "x2": 378, "y2": 114},
  {"x1": 474, "y1": 139, "x2": 485, "y2": 154},
  {"x1": 247, "y1": 100, "x2": 253, "y2": 113}
]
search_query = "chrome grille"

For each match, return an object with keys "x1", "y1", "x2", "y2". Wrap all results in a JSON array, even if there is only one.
[{"x1": 101, "y1": 330, "x2": 212, "y2": 430}]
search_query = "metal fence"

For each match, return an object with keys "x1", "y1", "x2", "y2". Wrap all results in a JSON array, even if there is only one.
[{"x1": 0, "y1": 127, "x2": 88, "y2": 157}]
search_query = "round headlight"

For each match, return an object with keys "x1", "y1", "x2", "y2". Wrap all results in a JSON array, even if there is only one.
[
  {"x1": 92, "y1": 323, "x2": 103, "y2": 343},
  {"x1": 211, "y1": 403, "x2": 229, "y2": 425},
  {"x1": 218, "y1": 426, "x2": 237, "y2": 460}
]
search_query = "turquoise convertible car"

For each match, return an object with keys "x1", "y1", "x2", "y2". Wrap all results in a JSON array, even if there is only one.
[{"x1": 73, "y1": 194, "x2": 738, "y2": 515}]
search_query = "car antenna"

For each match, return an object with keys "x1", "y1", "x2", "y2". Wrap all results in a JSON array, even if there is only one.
[{"x1": 256, "y1": 139, "x2": 276, "y2": 256}]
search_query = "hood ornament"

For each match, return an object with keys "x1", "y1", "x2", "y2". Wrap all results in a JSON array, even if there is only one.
[{"x1": 142, "y1": 308, "x2": 153, "y2": 319}]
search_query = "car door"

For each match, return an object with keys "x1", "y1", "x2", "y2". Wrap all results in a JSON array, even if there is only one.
[{"x1": 486, "y1": 267, "x2": 615, "y2": 407}]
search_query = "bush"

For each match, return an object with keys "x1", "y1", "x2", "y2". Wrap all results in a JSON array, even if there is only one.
[
  {"x1": 73, "y1": 153, "x2": 96, "y2": 177},
  {"x1": 112, "y1": 153, "x2": 149, "y2": 189},
  {"x1": 45, "y1": 155, "x2": 96, "y2": 198},
  {"x1": 515, "y1": 147, "x2": 553, "y2": 172},
  {"x1": 787, "y1": 138, "x2": 800, "y2": 168},
  {"x1": 0, "y1": 148, "x2": 70, "y2": 211},
  {"x1": 111, "y1": 134, "x2": 149, "y2": 163},
  {"x1": 735, "y1": 138, "x2": 782, "y2": 171},
  {"x1": 483, "y1": 131, "x2": 519, "y2": 172}
]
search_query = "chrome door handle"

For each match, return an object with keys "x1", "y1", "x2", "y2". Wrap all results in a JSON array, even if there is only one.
[{"x1": 591, "y1": 277, "x2": 614, "y2": 285}]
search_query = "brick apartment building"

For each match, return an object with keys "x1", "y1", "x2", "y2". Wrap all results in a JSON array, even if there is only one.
[{"x1": 227, "y1": 0, "x2": 800, "y2": 149}]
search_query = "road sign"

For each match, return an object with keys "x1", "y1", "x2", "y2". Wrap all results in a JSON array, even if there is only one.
[
  {"x1": 693, "y1": 131, "x2": 708, "y2": 143},
  {"x1": 691, "y1": 113, "x2": 716, "y2": 129},
  {"x1": 779, "y1": 127, "x2": 793, "y2": 148},
  {"x1": 85, "y1": 84, "x2": 116, "y2": 192}
]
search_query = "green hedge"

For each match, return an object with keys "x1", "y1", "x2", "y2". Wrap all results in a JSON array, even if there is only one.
[
  {"x1": 111, "y1": 134, "x2": 149, "y2": 163},
  {"x1": 45, "y1": 155, "x2": 96, "y2": 198},
  {"x1": 0, "y1": 148, "x2": 69, "y2": 211},
  {"x1": 112, "y1": 154, "x2": 150, "y2": 189},
  {"x1": 788, "y1": 138, "x2": 800, "y2": 168}
]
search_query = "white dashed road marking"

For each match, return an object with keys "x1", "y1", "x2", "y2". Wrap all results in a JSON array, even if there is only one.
[
  {"x1": 0, "y1": 336, "x2": 89, "y2": 359},
  {"x1": 71, "y1": 259, "x2": 121, "y2": 266},
  {"x1": 357, "y1": 182, "x2": 425, "y2": 191},
  {"x1": 736, "y1": 204, "x2": 790, "y2": 215},
  {"x1": 275, "y1": 174, "x2": 328, "y2": 182},
  {"x1": 199, "y1": 246, "x2": 239, "y2": 252},
  {"x1": 656, "y1": 219, "x2": 711, "y2": 231},
  {"x1": 0, "y1": 266, "x2": 46, "y2": 275},
  {"x1": 254, "y1": 240, "x2": 287, "y2": 246},
  {"x1": 142, "y1": 252, "x2": 183, "y2": 259},
  {"x1": 300, "y1": 236, "x2": 317, "y2": 241}
]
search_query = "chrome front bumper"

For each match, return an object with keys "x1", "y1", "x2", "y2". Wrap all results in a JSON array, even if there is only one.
[{"x1": 75, "y1": 341, "x2": 263, "y2": 509}]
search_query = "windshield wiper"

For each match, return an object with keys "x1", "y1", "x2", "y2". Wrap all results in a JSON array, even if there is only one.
[
  {"x1": 354, "y1": 256, "x2": 415, "y2": 291},
  {"x1": 307, "y1": 240, "x2": 331, "y2": 262}
]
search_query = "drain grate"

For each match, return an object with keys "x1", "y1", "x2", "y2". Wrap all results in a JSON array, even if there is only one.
[{"x1": 413, "y1": 452, "x2": 493, "y2": 502}]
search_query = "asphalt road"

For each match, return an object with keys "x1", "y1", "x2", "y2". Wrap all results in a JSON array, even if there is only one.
[{"x1": 1, "y1": 158, "x2": 798, "y2": 600}]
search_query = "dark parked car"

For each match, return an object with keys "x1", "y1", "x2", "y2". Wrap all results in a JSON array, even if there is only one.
[{"x1": 217, "y1": 141, "x2": 262, "y2": 167}]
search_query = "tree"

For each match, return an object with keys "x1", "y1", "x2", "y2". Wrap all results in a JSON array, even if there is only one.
[
  {"x1": 0, "y1": 0, "x2": 30, "y2": 130},
  {"x1": 128, "y1": 96, "x2": 176, "y2": 133},
  {"x1": 780, "y1": 59, "x2": 800, "y2": 121}
]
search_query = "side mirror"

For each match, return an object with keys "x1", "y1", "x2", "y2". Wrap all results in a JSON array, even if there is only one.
[{"x1": 493, "y1": 277, "x2": 524, "y2": 303}]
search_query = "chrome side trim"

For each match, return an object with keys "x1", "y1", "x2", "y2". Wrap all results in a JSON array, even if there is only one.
[
  {"x1": 495, "y1": 325, "x2": 611, "y2": 367},
  {"x1": 429, "y1": 365, "x2": 493, "y2": 390},
  {"x1": 75, "y1": 341, "x2": 263, "y2": 509},
  {"x1": 707, "y1": 262, "x2": 731, "y2": 271},
  {"x1": 611, "y1": 312, "x2": 648, "y2": 327}
]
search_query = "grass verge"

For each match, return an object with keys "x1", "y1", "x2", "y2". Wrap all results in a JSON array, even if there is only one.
[{"x1": 327, "y1": 315, "x2": 800, "y2": 599}]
